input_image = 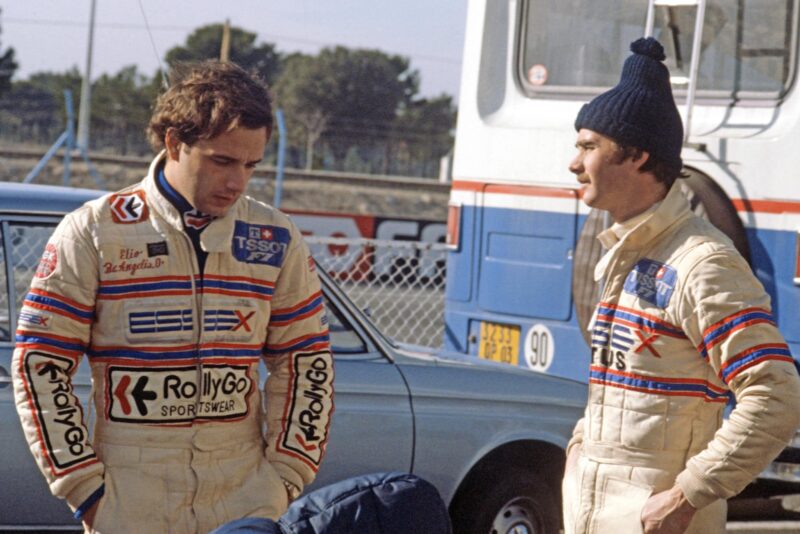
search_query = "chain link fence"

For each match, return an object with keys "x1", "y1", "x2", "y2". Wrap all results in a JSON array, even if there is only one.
[
  {"x1": 1, "y1": 222, "x2": 57, "y2": 340},
  {"x1": 305, "y1": 236, "x2": 448, "y2": 348}
]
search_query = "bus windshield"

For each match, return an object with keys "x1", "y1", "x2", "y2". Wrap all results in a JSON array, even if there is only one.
[{"x1": 520, "y1": 0, "x2": 796, "y2": 98}]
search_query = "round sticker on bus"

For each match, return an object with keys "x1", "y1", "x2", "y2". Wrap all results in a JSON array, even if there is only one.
[
  {"x1": 524, "y1": 324, "x2": 554, "y2": 372},
  {"x1": 527, "y1": 64, "x2": 548, "y2": 86}
]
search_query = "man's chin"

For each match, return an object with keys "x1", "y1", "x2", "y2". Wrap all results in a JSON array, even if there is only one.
[
  {"x1": 200, "y1": 201, "x2": 234, "y2": 217},
  {"x1": 579, "y1": 191, "x2": 596, "y2": 207}
]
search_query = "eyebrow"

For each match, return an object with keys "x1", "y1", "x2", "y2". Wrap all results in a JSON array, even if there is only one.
[
  {"x1": 211, "y1": 154, "x2": 263, "y2": 166},
  {"x1": 575, "y1": 140, "x2": 597, "y2": 149}
]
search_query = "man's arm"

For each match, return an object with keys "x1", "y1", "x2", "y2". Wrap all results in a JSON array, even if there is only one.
[
  {"x1": 262, "y1": 223, "x2": 334, "y2": 495},
  {"x1": 11, "y1": 210, "x2": 105, "y2": 520},
  {"x1": 643, "y1": 248, "x2": 800, "y2": 532},
  {"x1": 565, "y1": 417, "x2": 584, "y2": 474},
  {"x1": 642, "y1": 249, "x2": 800, "y2": 533}
]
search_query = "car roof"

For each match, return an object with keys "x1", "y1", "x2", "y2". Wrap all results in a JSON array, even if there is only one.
[{"x1": 0, "y1": 181, "x2": 105, "y2": 214}]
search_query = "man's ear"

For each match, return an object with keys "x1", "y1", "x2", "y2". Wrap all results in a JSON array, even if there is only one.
[
  {"x1": 632, "y1": 150, "x2": 651, "y2": 172},
  {"x1": 164, "y1": 128, "x2": 182, "y2": 161}
]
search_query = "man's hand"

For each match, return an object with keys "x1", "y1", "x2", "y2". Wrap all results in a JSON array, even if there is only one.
[{"x1": 641, "y1": 485, "x2": 696, "y2": 534}]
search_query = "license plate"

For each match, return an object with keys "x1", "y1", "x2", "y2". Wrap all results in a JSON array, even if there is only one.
[{"x1": 478, "y1": 321, "x2": 520, "y2": 365}]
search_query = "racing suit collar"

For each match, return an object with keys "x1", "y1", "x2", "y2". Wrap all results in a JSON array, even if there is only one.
[
  {"x1": 143, "y1": 151, "x2": 244, "y2": 254},
  {"x1": 594, "y1": 182, "x2": 690, "y2": 282}
]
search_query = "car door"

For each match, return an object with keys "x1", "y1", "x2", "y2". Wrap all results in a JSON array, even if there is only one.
[
  {"x1": 305, "y1": 280, "x2": 415, "y2": 491},
  {"x1": 0, "y1": 215, "x2": 94, "y2": 528}
]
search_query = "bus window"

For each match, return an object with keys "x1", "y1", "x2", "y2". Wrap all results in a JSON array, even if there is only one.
[{"x1": 520, "y1": 0, "x2": 796, "y2": 98}]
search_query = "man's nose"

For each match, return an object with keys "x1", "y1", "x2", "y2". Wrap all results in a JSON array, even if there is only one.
[
  {"x1": 568, "y1": 154, "x2": 583, "y2": 175},
  {"x1": 226, "y1": 167, "x2": 249, "y2": 191}
]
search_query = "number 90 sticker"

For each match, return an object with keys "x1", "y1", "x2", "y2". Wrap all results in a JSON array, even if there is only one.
[{"x1": 524, "y1": 324, "x2": 554, "y2": 372}]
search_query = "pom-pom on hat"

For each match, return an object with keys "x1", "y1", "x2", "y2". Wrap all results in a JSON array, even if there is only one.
[{"x1": 574, "y1": 37, "x2": 683, "y2": 174}]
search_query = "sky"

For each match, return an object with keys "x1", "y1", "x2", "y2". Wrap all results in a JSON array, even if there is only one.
[{"x1": 1, "y1": 0, "x2": 467, "y2": 101}]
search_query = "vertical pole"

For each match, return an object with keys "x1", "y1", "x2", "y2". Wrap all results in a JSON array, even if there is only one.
[
  {"x1": 220, "y1": 19, "x2": 231, "y2": 62},
  {"x1": 644, "y1": 0, "x2": 656, "y2": 38},
  {"x1": 274, "y1": 109, "x2": 287, "y2": 208},
  {"x1": 64, "y1": 90, "x2": 75, "y2": 186},
  {"x1": 683, "y1": 0, "x2": 706, "y2": 143},
  {"x1": 77, "y1": 0, "x2": 96, "y2": 150}
]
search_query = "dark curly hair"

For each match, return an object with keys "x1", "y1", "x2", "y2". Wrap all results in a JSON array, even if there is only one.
[
  {"x1": 148, "y1": 60, "x2": 273, "y2": 151},
  {"x1": 612, "y1": 143, "x2": 687, "y2": 190}
]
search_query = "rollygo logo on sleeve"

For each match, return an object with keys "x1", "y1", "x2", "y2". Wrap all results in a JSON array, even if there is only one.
[
  {"x1": 280, "y1": 351, "x2": 333, "y2": 468},
  {"x1": 22, "y1": 351, "x2": 96, "y2": 473},
  {"x1": 232, "y1": 221, "x2": 291, "y2": 267},
  {"x1": 623, "y1": 259, "x2": 677, "y2": 308}
]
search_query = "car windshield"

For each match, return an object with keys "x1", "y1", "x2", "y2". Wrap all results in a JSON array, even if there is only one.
[{"x1": 520, "y1": 0, "x2": 796, "y2": 97}]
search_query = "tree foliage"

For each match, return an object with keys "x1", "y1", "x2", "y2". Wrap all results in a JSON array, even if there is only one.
[
  {"x1": 391, "y1": 95, "x2": 456, "y2": 176},
  {"x1": 0, "y1": 68, "x2": 80, "y2": 145},
  {"x1": 0, "y1": 8, "x2": 18, "y2": 94},
  {"x1": 165, "y1": 24, "x2": 282, "y2": 85},
  {"x1": 0, "y1": 21, "x2": 456, "y2": 177},
  {"x1": 91, "y1": 65, "x2": 160, "y2": 154},
  {"x1": 274, "y1": 46, "x2": 420, "y2": 170}
]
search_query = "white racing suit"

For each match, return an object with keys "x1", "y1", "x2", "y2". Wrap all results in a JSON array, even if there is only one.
[
  {"x1": 12, "y1": 153, "x2": 334, "y2": 533},
  {"x1": 562, "y1": 183, "x2": 800, "y2": 534}
]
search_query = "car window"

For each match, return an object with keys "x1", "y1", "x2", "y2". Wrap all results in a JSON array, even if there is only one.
[
  {"x1": 324, "y1": 295, "x2": 367, "y2": 354},
  {"x1": 7, "y1": 222, "x2": 57, "y2": 339}
]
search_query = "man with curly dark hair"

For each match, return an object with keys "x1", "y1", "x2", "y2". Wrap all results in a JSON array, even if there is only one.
[{"x1": 13, "y1": 61, "x2": 334, "y2": 533}]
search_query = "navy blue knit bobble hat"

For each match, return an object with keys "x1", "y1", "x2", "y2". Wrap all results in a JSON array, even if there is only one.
[{"x1": 574, "y1": 37, "x2": 683, "y2": 174}]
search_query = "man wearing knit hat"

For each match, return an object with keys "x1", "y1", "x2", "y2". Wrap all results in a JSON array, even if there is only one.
[{"x1": 563, "y1": 37, "x2": 800, "y2": 534}]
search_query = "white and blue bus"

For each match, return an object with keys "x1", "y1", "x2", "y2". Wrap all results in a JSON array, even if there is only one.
[{"x1": 445, "y1": 0, "x2": 800, "y2": 394}]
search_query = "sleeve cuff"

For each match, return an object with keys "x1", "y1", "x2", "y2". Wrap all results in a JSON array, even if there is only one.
[
  {"x1": 74, "y1": 484, "x2": 104, "y2": 520},
  {"x1": 676, "y1": 469, "x2": 719, "y2": 510},
  {"x1": 270, "y1": 460, "x2": 305, "y2": 492}
]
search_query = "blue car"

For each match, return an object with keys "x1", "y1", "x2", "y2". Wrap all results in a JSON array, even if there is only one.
[{"x1": 0, "y1": 181, "x2": 586, "y2": 533}]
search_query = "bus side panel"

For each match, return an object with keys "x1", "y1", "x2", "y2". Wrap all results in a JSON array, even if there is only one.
[
  {"x1": 445, "y1": 204, "x2": 477, "y2": 304},
  {"x1": 746, "y1": 225, "x2": 800, "y2": 344},
  {"x1": 477, "y1": 205, "x2": 576, "y2": 320},
  {"x1": 444, "y1": 198, "x2": 480, "y2": 352}
]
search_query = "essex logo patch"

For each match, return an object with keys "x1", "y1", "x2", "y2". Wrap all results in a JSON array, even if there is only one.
[
  {"x1": 19, "y1": 310, "x2": 52, "y2": 329},
  {"x1": 109, "y1": 190, "x2": 148, "y2": 224},
  {"x1": 107, "y1": 364, "x2": 252, "y2": 423},
  {"x1": 279, "y1": 351, "x2": 333, "y2": 469},
  {"x1": 125, "y1": 307, "x2": 256, "y2": 342},
  {"x1": 204, "y1": 309, "x2": 256, "y2": 333},
  {"x1": 22, "y1": 351, "x2": 96, "y2": 474},
  {"x1": 232, "y1": 222, "x2": 290, "y2": 267},
  {"x1": 128, "y1": 308, "x2": 194, "y2": 335},
  {"x1": 623, "y1": 259, "x2": 677, "y2": 308}
]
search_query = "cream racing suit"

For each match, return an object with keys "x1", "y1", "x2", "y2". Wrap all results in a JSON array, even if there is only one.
[
  {"x1": 562, "y1": 183, "x2": 800, "y2": 534},
  {"x1": 12, "y1": 153, "x2": 334, "y2": 533}
]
